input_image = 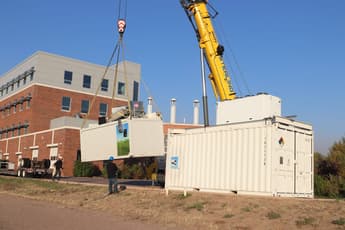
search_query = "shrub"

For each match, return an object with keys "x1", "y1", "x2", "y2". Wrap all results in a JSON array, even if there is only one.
[
  {"x1": 332, "y1": 217, "x2": 345, "y2": 225},
  {"x1": 118, "y1": 163, "x2": 145, "y2": 179},
  {"x1": 314, "y1": 136, "x2": 345, "y2": 198},
  {"x1": 314, "y1": 175, "x2": 329, "y2": 197},
  {"x1": 223, "y1": 213, "x2": 234, "y2": 218},
  {"x1": 295, "y1": 217, "x2": 316, "y2": 226},
  {"x1": 73, "y1": 160, "x2": 100, "y2": 177},
  {"x1": 266, "y1": 211, "x2": 281, "y2": 220},
  {"x1": 186, "y1": 202, "x2": 206, "y2": 211}
]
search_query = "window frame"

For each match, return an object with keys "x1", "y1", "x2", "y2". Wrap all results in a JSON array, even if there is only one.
[
  {"x1": 64, "y1": 71, "x2": 73, "y2": 85},
  {"x1": 61, "y1": 96, "x2": 71, "y2": 111},
  {"x1": 101, "y1": 79, "x2": 109, "y2": 92},
  {"x1": 81, "y1": 99, "x2": 89, "y2": 114},
  {"x1": 133, "y1": 80, "x2": 139, "y2": 101},
  {"x1": 117, "y1": 82, "x2": 125, "y2": 96},
  {"x1": 99, "y1": 103, "x2": 108, "y2": 117},
  {"x1": 83, "y1": 74, "x2": 91, "y2": 89}
]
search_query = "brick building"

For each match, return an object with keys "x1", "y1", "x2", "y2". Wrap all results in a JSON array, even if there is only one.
[{"x1": 0, "y1": 51, "x2": 140, "y2": 176}]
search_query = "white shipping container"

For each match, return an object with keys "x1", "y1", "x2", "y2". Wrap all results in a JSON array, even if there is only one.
[
  {"x1": 216, "y1": 94, "x2": 281, "y2": 125},
  {"x1": 80, "y1": 118, "x2": 165, "y2": 162},
  {"x1": 166, "y1": 116, "x2": 313, "y2": 198}
]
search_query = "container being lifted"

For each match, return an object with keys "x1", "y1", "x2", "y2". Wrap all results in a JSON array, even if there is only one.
[{"x1": 80, "y1": 112, "x2": 165, "y2": 162}]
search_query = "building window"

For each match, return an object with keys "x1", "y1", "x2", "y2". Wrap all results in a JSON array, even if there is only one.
[
  {"x1": 64, "y1": 71, "x2": 73, "y2": 84},
  {"x1": 11, "y1": 84, "x2": 14, "y2": 91},
  {"x1": 101, "y1": 79, "x2": 108, "y2": 92},
  {"x1": 81, "y1": 100, "x2": 89, "y2": 113},
  {"x1": 0, "y1": 90, "x2": 3, "y2": 96},
  {"x1": 30, "y1": 73, "x2": 34, "y2": 81},
  {"x1": 23, "y1": 77, "x2": 27, "y2": 85},
  {"x1": 61, "y1": 96, "x2": 71, "y2": 111},
  {"x1": 20, "y1": 97, "x2": 24, "y2": 111},
  {"x1": 11, "y1": 124, "x2": 15, "y2": 137},
  {"x1": 32, "y1": 149, "x2": 39, "y2": 161},
  {"x1": 83, "y1": 75, "x2": 91, "y2": 88},
  {"x1": 118, "y1": 82, "x2": 125, "y2": 96},
  {"x1": 5, "y1": 87, "x2": 8, "y2": 94},
  {"x1": 7, "y1": 105, "x2": 11, "y2": 116},
  {"x1": 99, "y1": 103, "x2": 108, "y2": 116},
  {"x1": 17, "y1": 81, "x2": 20, "y2": 88},
  {"x1": 23, "y1": 121, "x2": 29, "y2": 134},
  {"x1": 13, "y1": 104, "x2": 16, "y2": 113},
  {"x1": 17, "y1": 123, "x2": 21, "y2": 136},
  {"x1": 26, "y1": 93, "x2": 31, "y2": 109},
  {"x1": 133, "y1": 81, "x2": 139, "y2": 101},
  {"x1": 50, "y1": 147, "x2": 58, "y2": 161}
]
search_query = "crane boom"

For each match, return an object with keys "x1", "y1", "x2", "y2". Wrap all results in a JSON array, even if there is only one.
[{"x1": 180, "y1": 0, "x2": 236, "y2": 101}]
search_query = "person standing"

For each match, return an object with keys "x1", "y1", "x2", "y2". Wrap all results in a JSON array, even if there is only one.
[
  {"x1": 106, "y1": 156, "x2": 118, "y2": 195},
  {"x1": 53, "y1": 156, "x2": 63, "y2": 181}
]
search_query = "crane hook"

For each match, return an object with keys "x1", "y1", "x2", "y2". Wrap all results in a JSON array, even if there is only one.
[{"x1": 117, "y1": 19, "x2": 126, "y2": 35}]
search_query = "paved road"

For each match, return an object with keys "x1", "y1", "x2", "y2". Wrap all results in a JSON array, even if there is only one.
[
  {"x1": 0, "y1": 194, "x2": 170, "y2": 230},
  {"x1": 60, "y1": 176, "x2": 158, "y2": 187}
]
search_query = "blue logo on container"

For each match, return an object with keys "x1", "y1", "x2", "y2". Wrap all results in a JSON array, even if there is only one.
[{"x1": 170, "y1": 156, "x2": 179, "y2": 169}]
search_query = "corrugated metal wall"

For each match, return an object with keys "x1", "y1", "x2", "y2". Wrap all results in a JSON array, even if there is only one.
[{"x1": 166, "y1": 117, "x2": 313, "y2": 197}]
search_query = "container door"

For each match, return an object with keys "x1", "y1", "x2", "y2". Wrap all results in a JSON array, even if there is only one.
[
  {"x1": 295, "y1": 131, "x2": 313, "y2": 194},
  {"x1": 274, "y1": 127, "x2": 295, "y2": 194}
]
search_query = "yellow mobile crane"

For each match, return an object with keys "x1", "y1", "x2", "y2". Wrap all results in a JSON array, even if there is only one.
[{"x1": 180, "y1": 0, "x2": 236, "y2": 101}]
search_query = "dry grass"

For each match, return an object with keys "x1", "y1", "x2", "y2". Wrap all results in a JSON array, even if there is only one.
[{"x1": 1, "y1": 176, "x2": 345, "y2": 229}]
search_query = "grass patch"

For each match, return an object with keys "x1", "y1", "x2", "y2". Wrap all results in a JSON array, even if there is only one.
[
  {"x1": 295, "y1": 217, "x2": 316, "y2": 226},
  {"x1": 174, "y1": 193, "x2": 191, "y2": 200},
  {"x1": 185, "y1": 201, "x2": 207, "y2": 211},
  {"x1": 332, "y1": 217, "x2": 345, "y2": 225},
  {"x1": 241, "y1": 203, "x2": 260, "y2": 213},
  {"x1": 223, "y1": 213, "x2": 234, "y2": 218},
  {"x1": 0, "y1": 176, "x2": 98, "y2": 196},
  {"x1": 266, "y1": 211, "x2": 281, "y2": 220},
  {"x1": 241, "y1": 206, "x2": 252, "y2": 212},
  {"x1": 252, "y1": 203, "x2": 259, "y2": 208}
]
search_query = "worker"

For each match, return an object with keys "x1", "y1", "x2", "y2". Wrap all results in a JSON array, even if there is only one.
[
  {"x1": 106, "y1": 156, "x2": 119, "y2": 195},
  {"x1": 53, "y1": 155, "x2": 63, "y2": 181}
]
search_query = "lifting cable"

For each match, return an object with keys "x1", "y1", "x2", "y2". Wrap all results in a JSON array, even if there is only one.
[
  {"x1": 213, "y1": 9, "x2": 252, "y2": 96},
  {"x1": 111, "y1": 0, "x2": 131, "y2": 117},
  {"x1": 81, "y1": 0, "x2": 129, "y2": 129}
]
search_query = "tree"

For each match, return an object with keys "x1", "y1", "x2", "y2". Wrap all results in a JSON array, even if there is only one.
[
  {"x1": 327, "y1": 137, "x2": 345, "y2": 178},
  {"x1": 314, "y1": 136, "x2": 345, "y2": 198}
]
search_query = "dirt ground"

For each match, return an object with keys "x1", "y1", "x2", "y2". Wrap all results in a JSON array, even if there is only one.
[
  {"x1": 1, "y1": 176, "x2": 345, "y2": 230},
  {"x1": 0, "y1": 194, "x2": 168, "y2": 230}
]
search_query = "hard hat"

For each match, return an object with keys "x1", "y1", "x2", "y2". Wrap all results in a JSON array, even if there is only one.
[{"x1": 109, "y1": 156, "x2": 114, "y2": 161}]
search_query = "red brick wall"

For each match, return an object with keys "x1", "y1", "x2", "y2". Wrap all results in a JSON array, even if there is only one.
[
  {"x1": 18, "y1": 135, "x2": 34, "y2": 157},
  {"x1": 163, "y1": 123, "x2": 202, "y2": 135},
  {"x1": 30, "y1": 85, "x2": 128, "y2": 133},
  {"x1": 54, "y1": 129, "x2": 81, "y2": 177},
  {"x1": 0, "y1": 128, "x2": 82, "y2": 177},
  {"x1": 5, "y1": 139, "x2": 17, "y2": 164},
  {"x1": 0, "y1": 85, "x2": 128, "y2": 135},
  {"x1": 0, "y1": 87, "x2": 33, "y2": 135}
]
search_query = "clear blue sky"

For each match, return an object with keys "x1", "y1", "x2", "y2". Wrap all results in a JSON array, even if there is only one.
[{"x1": 1, "y1": 0, "x2": 344, "y2": 154}]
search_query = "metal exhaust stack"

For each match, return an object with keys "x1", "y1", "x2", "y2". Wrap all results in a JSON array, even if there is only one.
[
  {"x1": 193, "y1": 100, "x2": 200, "y2": 125},
  {"x1": 147, "y1": 97, "x2": 153, "y2": 114},
  {"x1": 170, "y1": 98, "x2": 177, "y2": 124}
]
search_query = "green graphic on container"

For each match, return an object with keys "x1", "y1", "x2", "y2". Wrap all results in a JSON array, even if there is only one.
[{"x1": 116, "y1": 122, "x2": 129, "y2": 156}]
